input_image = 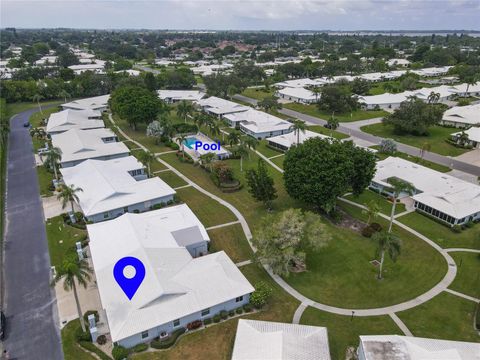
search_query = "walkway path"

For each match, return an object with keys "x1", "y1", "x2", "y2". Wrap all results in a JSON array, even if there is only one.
[
  {"x1": 445, "y1": 289, "x2": 480, "y2": 303},
  {"x1": 389, "y1": 313, "x2": 413, "y2": 336},
  {"x1": 206, "y1": 221, "x2": 241, "y2": 231}
]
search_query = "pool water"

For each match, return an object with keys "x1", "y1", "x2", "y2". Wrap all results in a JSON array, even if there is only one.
[{"x1": 183, "y1": 137, "x2": 199, "y2": 149}]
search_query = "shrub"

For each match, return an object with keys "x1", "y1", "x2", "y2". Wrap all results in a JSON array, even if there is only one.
[
  {"x1": 465, "y1": 221, "x2": 475, "y2": 229},
  {"x1": 132, "y1": 343, "x2": 148, "y2": 353},
  {"x1": 250, "y1": 282, "x2": 273, "y2": 309},
  {"x1": 83, "y1": 310, "x2": 100, "y2": 324},
  {"x1": 75, "y1": 326, "x2": 92, "y2": 342},
  {"x1": 452, "y1": 225, "x2": 462, "y2": 233},
  {"x1": 186, "y1": 320, "x2": 202, "y2": 330},
  {"x1": 220, "y1": 310, "x2": 228, "y2": 320},
  {"x1": 213, "y1": 314, "x2": 221, "y2": 323},
  {"x1": 370, "y1": 222, "x2": 382, "y2": 232},
  {"x1": 235, "y1": 307, "x2": 244, "y2": 315},
  {"x1": 150, "y1": 328, "x2": 186, "y2": 350},
  {"x1": 79, "y1": 341, "x2": 111, "y2": 360},
  {"x1": 243, "y1": 304, "x2": 252, "y2": 313},
  {"x1": 96, "y1": 334, "x2": 107, "y2": 345},
  {"x1": 379, "y1": 138, "x2": 397, "y2": 155},
  {"x1": 112, "y1": 345, "x2": 129, "y2": 360},
  {"x1": 203, "y1": 318, "x2": 212, "y2": 326},
  {"x1": 361, "y1": 225, "x2": 375, "y2": 238},
  {"x1": 229, "y1": 310, "x2": 235, "y2": 317}
]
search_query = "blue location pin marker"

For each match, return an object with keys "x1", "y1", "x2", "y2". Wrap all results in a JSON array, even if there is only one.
[{"x1": 113, "y1": 256, "x2": 146, "y2": 300}]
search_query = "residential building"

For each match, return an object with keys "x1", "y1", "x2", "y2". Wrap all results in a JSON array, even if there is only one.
[
  {"x1": 274, "y1": 78, "x2": 322, "y2": 89},
  {"x1": 386, "y1": 58, "x2": 411, "y2": 67},
  {"x1": 157, "y1": 90, "x2": 205, "y2": 103},
  {"x1": 61, "y1": 94, "x2": 110, "y2": 112},
  {"x1": 51, "y1": 128, "x2": 129, "y2": 167},
  {"x1": 196, "y1": 96, "x2": 249, "y2": 118},
  {"x1": 358, "y1": 335, "x2": 480, "y2": 360},
  {"x1": 276, "y1": 87, "x2": 318, "y2": 104},
  {"x1": 448, "y1": 82, "x2": 480, "y2": 97},
  {"x1": 231, "y1": 320, "x2": 331, "y2": 360},
  {"x1": 441, "y1": 104, "x2": 480, "y2": 128},
  {"x1": 87, "y1": 206, "x2": 254, "y2": 348},
  {"x1": 46, "y1": 109, "x2": 104, "y2": 135},
  {"x1": 267, "y1": 130, "x2": 329, "y2": 151},
  {"x1": 60, "y1": 156, "x2": 175, "y2": 222},
  {"x1": 371, "y1": 157, "x2": 480, "y2": 226},
  {"x1": 224, "y1": 108, "x2": 292, "y2": 139},
  {"x1": 451, "y1": 127, "x2": 480, "y2": 148},
  {"x1": 68, "y1": 60, "x2": 106, "y2": 75}
]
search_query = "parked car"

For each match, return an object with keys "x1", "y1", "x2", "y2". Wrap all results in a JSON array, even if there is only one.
[
  {"x1": 0, "y1": 310, "x2": 6, "y2": 340},
  {"x1": 23, "y1": 121, "x2": 31, "y2": 128}
]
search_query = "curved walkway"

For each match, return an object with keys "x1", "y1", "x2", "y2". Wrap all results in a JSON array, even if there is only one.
[{"x1": 108, "y1": 114, "x2": 466, "y2": 320}]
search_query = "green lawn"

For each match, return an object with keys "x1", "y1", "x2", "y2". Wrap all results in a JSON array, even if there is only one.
[
  {"x1": 397, "y1": 292, "x2": 479, "y2": 342},
  {"x1": 256, "y1": 140, "x2": 284, "y2": 158},
  {"x1": 208, "y1": 223, "x2": 253, "y2": 263},
  {"x1": 36, "y1": 165, "x2": 54, "y2": 197},
  {"x1": 398, "y1": 212, "x2": 480, "y2": 250},
  {"x1": 157, "y1": 170, "x2": 188, "y2": 188},
  {"x1": 151, "y1": 159, "x2": 168, "y2": 172},
  {"x1": 30, "y1": 105, "x2": 61, "y2": 127},
  {"x1": 61, "y1": 320, "x2": 97, "y2": 360},
  {"x1": 46, "y1": 216, "x2": 88, "y2": 268},
  {"x1": 284, "y1": 102, "x2": 389, "y2": 122},
  {"x1": 344, "y1": 189, "x2": 406, "y2": 216},
  {"x1": 373, "y1": 149, "x2": 451, "y2": 173},
  {"x1": 362, "y1": 123, "x2": 469, "y2": 157},
  {"x1": 270, "y1": 155, "x2": 285, "y2": 170},
  {"x1": 242, "y1": 87, "x2": 275, "y2": 101},
  {"x1": 448, "y1": 252, "x2": 480, "y2": 298},
  {"x1": 308, "y1": 125, "x2": 350, "y2": 140},
  {"x1": 301, "y1": 307, "x2": 402, "y2": 360},
  {"x1": 283, "y1": 213, "x2": 447, "y2": 309},
  {"x1": 175, "y1": 186, "x2": 237, "y2": 228}
]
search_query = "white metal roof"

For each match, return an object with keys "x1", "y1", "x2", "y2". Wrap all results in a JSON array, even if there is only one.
[
  {"x1": 46, "y1": 109, "x2": 104, "y2": 134},
  {"x1": 196, "y1": 96, "x2": 249, "y2": 115},
  {"x1": 225, "y1": 108, "x2": 292, "y2": 135},
  {"x1": 51, "y1": 128, "x2": 129, "y2": 164},
  {"x1": 374, "y1": 157, "x2": 480, "y2": 219},
  {"x1": 232, "y1": 320, "x2": 331, "y2": 360},
  {"x1": 267, "y1": 130, "x2": 329, "y2": 149},
  {"x1": 157, "y1": 90, "x2": 205, "y2": 102},
  {"x1": 359, "y1": 335, "x2": 480, "y2": 360},
  {"x1": 277, "y1": 87, "x2": 318, "y2": 102},
  {"x1": 60, "y1": 156, "x2": 175, "y2": 216},
  {"x1": 87, "y1": 207, "x2": 253, "y2": 342},
  {"x1": 61, "y1": 94, "x2": 110, "y2": 111},
  {"x1": 443, "y1": 104, "x2": 480, "y2": 126},
  {"x1": 274, "y1": 78, "x2": 321, "y2": 88}
]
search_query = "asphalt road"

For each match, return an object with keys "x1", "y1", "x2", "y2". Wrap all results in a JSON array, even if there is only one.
[
  {"x1": 2, "y1": 107, "x2": 63, "y2": 359},
  {"x1": 233, "y1": 94, "x2": 480, "y2": 176}
]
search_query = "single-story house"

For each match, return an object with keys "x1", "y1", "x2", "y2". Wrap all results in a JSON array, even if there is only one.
[
  {"x1": 451, "y1": 127, "x2": 480, "y2": 148},
  {"x1": 276, "y1": 87, "x2": 318, "y2": 104},
  {"x1": 61, "y1": 94, "x2": 110, "y2": 112},
  {"x1": 411, "y1": 66, "x2": 452, "y2": 77},
  {"x1": 274, "y1": 78, "x2": 322, "y2": 89},
  {"x1": 267, "y1": 130, "x2": 330, "y2": 151},
  {"x1": 46, "y1": 109, "x2": 104, "y2": 135},
  {"x1": 60, "y1": 156, "x2": 176, "y2": 222},
  {"x1": 441, "y1": 104, "x2": 480, "y2": 128},
  {"x1": 68, "y1": 60, "x2": 106, "y2": 75},
  {"x1": 358, "y1": 335, "x2": 480, "y2": 360},
  {"x1": 114, "y1": 69, "x2": 141, "y2": 76},
  {"x1": 34, "y1": 56, "x2": 58, "y2": 66},
  {"x1": 157, "y1": 90, "x2": 205, "y2": 103},
  {"x1": 448, "y1": 82, "x2": 480, "y2": 97},
  {"x1": 51, "y1": 128, "x2": 130, "y2": 167},
  {"x1": 231, "y1": 320, "x2": 331, "y2": 360},
  {"x1": 386, "y1": 58, "x2": 411, "y2": 67},
  {"x1": 224, "y1": 108, "x2": 293, "y2": 139},
  {"x1": 371, "y1": 157, "x2": 480, "y2": 226},
  {"x1": 196, "y1": 96, "x2": 249, "y2": 118},
  {"x1": 87, "y1": 206, "x2": 254, "y2": 348}
]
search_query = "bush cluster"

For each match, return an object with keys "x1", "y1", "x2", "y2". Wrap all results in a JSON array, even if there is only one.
[
  {"x1": 150, "y1": 328, "x2": 186, "y2": 350},
  {"x1": 361, "y1": 222, "x2": 383, "y2": 238},
  {"x1": 112, "y1": 345, "x2": 129, "y2": 360},
  {"x1": 186, "y1": 320, "x2": 202, "y2": 330}
]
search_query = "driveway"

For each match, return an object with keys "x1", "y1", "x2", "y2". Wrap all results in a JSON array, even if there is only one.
[
  {"x1": 454, "y1": 148, "x2": 480, "y2": 167},
  {"x1": 42, "y1": 196, "x2": 81, "y2": 220},
  {"x1": 3, "y1": 107, "x2": 63, "y2": 359}
]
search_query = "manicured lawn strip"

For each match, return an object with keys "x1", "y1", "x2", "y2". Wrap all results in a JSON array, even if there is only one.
[
  {"x1": 270, "y1": 155, "x2": 285, "y2": 169},
  {"x1": 46, "y1": 215, "x2": 88, "y2": 268},
  {"x1": 344, "y1": 189, "x2": 406, "y2": 216},
  {"x1": 157, "y1": 170, "x2": 188, "y2": 188},
  {"x1": 256, "y1": 140, "x2": 284, "y2": 158},
  {"x1": 151, "y1": 159, "x2": 168, "y2": 172},
  {"x1": 283, "y1": 211, "x2": 447, "y2": 309},
  {"x1": 362, "y1": 123, "x2": 468, "y2": 157},
  {"x1": 30, "y1": 105, "x2": 61, "y2": 127},
  {"x1": 449, "y1": 252, "x2": 480, "y2": 298},
  {"x1": 175, "y1": 186, "x2": 237, "y2": 228},
  {"x1": 208, "y1": 224, "x2": 253, "y2": 263},
  {"x1": 397, "y1": 292, "x2": 479, "y2": 342},
  {"x1": 284, "y1": 102, "x2": 389, "y2": 122},
  {"x1": 308, "y1": 125, "x2": 349, "y2": 140},
  {"x1": 301, "y1": 307, "x2": 402, "y2": 360},
  {"x1": 6, "y1": 100, "x2": 62, "y2": 119},
  {"x1": 372, "y1": 149, "x2": 451, "y2": 173},
  {"x1": 37, "y1": 165, "x2": 54, "y2": 197},
  {"x1": 398, "y1": 212, "x2": 480, "y2": 250},
  {"x1": 242, "y1": 87, "x2": 274, "y2": 101},
  {"x1": 61, "y1": 320, "x2": 97, "y2": 360}
]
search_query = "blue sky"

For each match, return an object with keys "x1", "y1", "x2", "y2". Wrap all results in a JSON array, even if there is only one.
[{"x1": 2, "y1": 0, "x2": 479, "y2": 30}]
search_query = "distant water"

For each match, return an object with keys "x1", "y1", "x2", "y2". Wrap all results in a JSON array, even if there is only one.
[{"x1": 324, "y1": 31, "x2": 480, "y2": 37}]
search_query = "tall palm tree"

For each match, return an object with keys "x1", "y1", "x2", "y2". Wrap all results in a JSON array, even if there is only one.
[
  {"x1": 311, "y1": 86, "x2": 321, "y2": 102},
  {"x1": 243, "y1": 137, "x2": 258, "y2": 159},
  {"x1": 233, "y1": 143, "x2": 249, "y2": 172},
  {"x1": 57, "y1": 184, "x2": 83, "y2": 214},
  {"x1": 290, "y1": 120, "x2": 306, "y2": 145},
  {"x1": 138, "y1": 150, "x2": 156, "y2": 176},
  {"x1": 177, "y1": 134, "x2": 188, "y2": 159},
  {"x1": 372, "y1": 231, "x2": 402, "y2": 280},
  {"x1": 45, "y1": 147, "x2": 62, "y2": 180},
  {"x1": 457, "y1": 131, "x2": 469, "y2": 147},
  {"x1": 32, "y1": 93, "x2": 44, "y2": 115},
  {"x1": 208, "y1": 121, "x2": 221, "y2": 139},
  {"x1": 362, "y1": 200, "x2": 380, "y2": 225},
  {"x1": 176, "y1": 100, "x2": 194, "y2": 123},
  {"x1": 227, "y1": 130, "x2": 241, "y2": 147},
  {"x1": 386, "y1": 178, "x2": 415, "y2": 233},
  {"x1": 327, "y1": 116, "x2": 339, "y2": 136},
  {"x1": 59, "y1": 90, "x2": 71, "y2": 104},
  {"x1": 427, "y1": 91, "x2": 440, "y2": 104},
  {"x1": 51, "y1": 255, "x2": 93, "y2": 332}
]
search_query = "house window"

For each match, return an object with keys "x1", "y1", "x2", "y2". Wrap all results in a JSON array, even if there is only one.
[
  {"x1": 201, "y1": 308, "x2": 210, "y2": 317},
  {"x1": 235, "y1": 296, "x2": 243, "y2": 303},
  {"x1": 103, "y1": 212, "x2": 109, "y2": 219},
  {"x1": 141, "y1": 330, "x2": 149, "y2": 339},
  {"x1": 123, "y1": 206, "x2": 128, "y2": 212},
  {"x1": 173, "y1": 319, "x2": 180, "y2": 327}
]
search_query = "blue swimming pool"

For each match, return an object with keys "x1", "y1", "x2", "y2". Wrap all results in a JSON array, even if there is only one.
[{"x1": 183, "y1": 137, "x2": 199, "y2": 149}]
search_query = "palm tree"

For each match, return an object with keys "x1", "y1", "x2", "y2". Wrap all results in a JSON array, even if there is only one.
[
  {"x1": 208, "y1": 121, "x2": 221, "y2": 139},
  {"x1": 59, "y1": 90, "x2": 71, "y2": 104},
  {"x1": 227, "y1": 130, "x2": 241, "y2": 147},
  {"x1": 177, "y1": 134, "x2": 188, "y2": 159},
  {"x1": 138, "y1": 150, "x2": 155, "y2": 176},
  {"x1": 290, "y1": 120, "x2": 306, "y2": 145},
  {"x1": 233, "y1": 143, "x2": 249, "y2": 172},
  {"x1": 32, "y1": 94, "x2": 44, "y2": 115},
  {"x1": 372, "y1": 231, "x2": 402, "y2": 280},
  {"x1": 45, "y1": 147, "x2": 62, "y2": 180},
  {"x1": 311, "y1": 86, "x2": 321, "y2": 102},
  {"x1": 51, "y1": 255, "x2": 93, "y2": 332},
  {"x1": 457, "y1": 131, "x2": 469, "y2": 147},
  {"x1": 419, "y1": 142, "x2": 431, "y2": 161},
  {"x1": 427, "y1": 91, "x2": 440, "y2": 104},
  {"x1": 327, "y1": 117, "x2": 339, "y2": 136},
  {"x1": 199, "y1": 153, "x2": 215, "y2": 171},
  {"x1": 243, "y1": 136, "x2": 258, "y2": 159},
  {"x1": 362, "y1": 200, "x2": 380, "y2": 225},
  {"x1": 57, "y1": 184, "x2": 83, "y2": 214},
  {"x1": 386, "y1": 178, "x2": 415, "y2": 233},
  {"x1": 176, "y1": 100, "x2": 194, "y2": 123}
]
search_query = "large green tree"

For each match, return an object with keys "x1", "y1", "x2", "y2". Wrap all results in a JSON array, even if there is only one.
[
  {"x1": 246, "y1": 159, "x2": 277, "y2": 210},
  {"x1": 317, "y1": 85, "x2": 360, "y2": 114},
  {"x1": 283, "y1": 138, "x2": 376, "y2": 213}
]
